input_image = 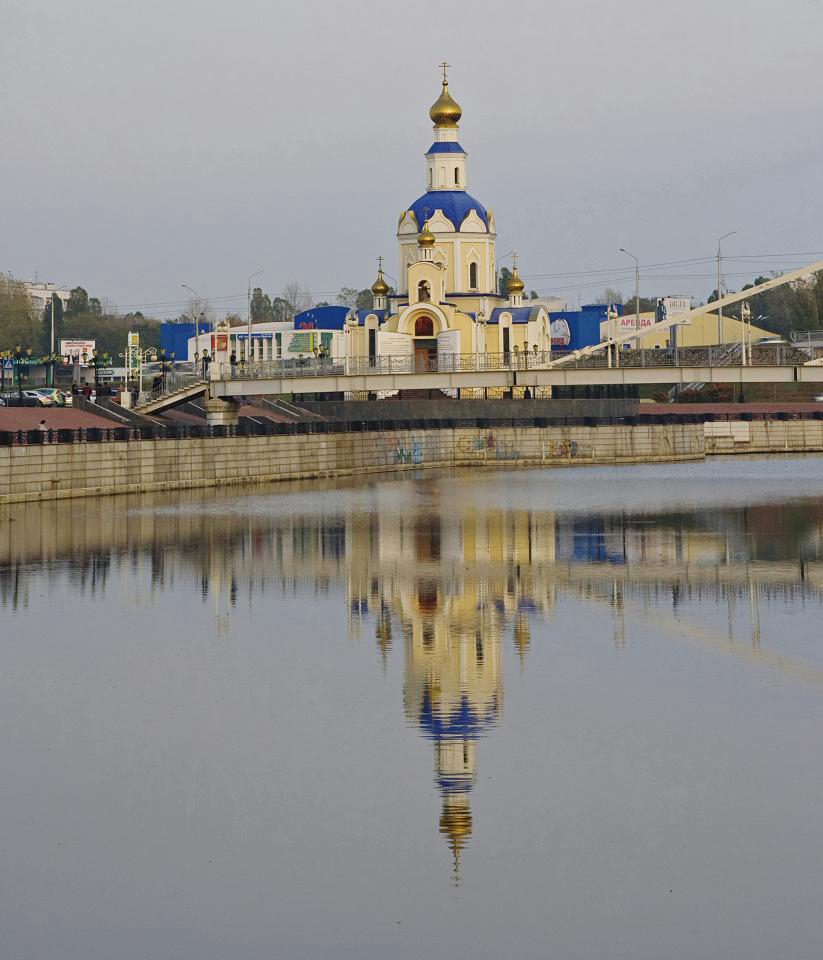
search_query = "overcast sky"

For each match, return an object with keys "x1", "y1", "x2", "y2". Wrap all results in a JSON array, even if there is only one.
[{"x1": 3, "y1": 0, "x2": 823, "y2": 317}]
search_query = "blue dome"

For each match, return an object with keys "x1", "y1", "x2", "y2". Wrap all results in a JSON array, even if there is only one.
[{"x1": 408, "y1": 190, "x2": 489, "y2": 232}]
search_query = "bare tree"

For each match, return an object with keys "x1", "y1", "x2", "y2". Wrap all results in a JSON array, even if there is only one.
[
  {"x1": 593, "y1": 287, "x2": 624, "y2": 306},
  {"x1": 182, "y1": 296, "x2": 215, "y2": 326},
  {"x1": 282, "y1": 280, "x2": 312, "y2": 317},
  {"x1": 336, "y1": 287, "x2": 359, "y2": 309}
]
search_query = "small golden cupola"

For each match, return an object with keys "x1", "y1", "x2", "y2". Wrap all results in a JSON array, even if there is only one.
[
  {"x1": 371, "y1": 267, "x2": 389, "y2": 297},
  {"x1": 429, "y1": 62, "x2": 462, "y2": 128},
  {"x1": 418, "y1": 220, "x2": 436, "y2": 247},
  {"x1": 506, "y1": 266, "x2": 525, "y2": 294},
  {"x1": 506, "y1": 253, "x2": 525, "y2": 306},
  {"x1": 371, "y1": 257, "x2": 389, "y2": 309}
]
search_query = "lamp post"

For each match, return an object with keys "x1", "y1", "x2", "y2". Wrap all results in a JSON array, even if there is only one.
[
  {"x1": 182, "y1": 283, "x2": 202, "y2": 356},
  {"x1": 247, "y1": 269, "x2": 263, "y2": 364},
  {"x1": 716, "y1": 230, "x2": 738, "y2": 346},
  {"x1": 619, "y1": 248, "x2": 640, "y2": 348},
  {"x1": 14, "y1": 346, "x2": 32, "y2": 402},
  {"x1": 82, "y1": 348, "x2": 108, "y2": 398}
]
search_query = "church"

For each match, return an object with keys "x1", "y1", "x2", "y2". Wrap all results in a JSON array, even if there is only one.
[{"x1": 303, "y1": 66, "x2": 558, "y2": 368}]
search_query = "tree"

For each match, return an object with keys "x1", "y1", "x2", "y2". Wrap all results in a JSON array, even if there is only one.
[
  {"x1": 498, "y1": 267, "x2": 512, "y2": 296},
  {"x1": 66, "y1": 286, "x2": 89, "y2": 317},
  {"x1": 0, "y1": 273, "x2": 38, "y2": 350},
  {"x1": 271, "y1": 297, "x2": 292, "y2": 323},
  {"x1": 336, "y1": 287, "x2": 359, "y2": 309},
  {"x1": 593, "y1": 287, "x2": 624, "y2": 306},
  {"x1": 88, "y1": 297, "x2": 102, "y2": 316},
  {"x1": 250, "y1": 287, "x2": 273, "y2": 324},
  {"x1": 356, "y1": 288, "x2": 374, "y2": 311},
  {"x1": 225, "y1": 313, "x2": 243, "y2": 326},
  {"x1": 622, "y1": 295, "x2": 657, "y2": 314},
  {"x1": 529, "y1": 290, "x2": 539, "y2": 300}
]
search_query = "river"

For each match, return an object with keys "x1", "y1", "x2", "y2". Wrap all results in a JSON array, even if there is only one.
[{"x1": 2, "y1": 455, "x2": 823, "y2": 959}]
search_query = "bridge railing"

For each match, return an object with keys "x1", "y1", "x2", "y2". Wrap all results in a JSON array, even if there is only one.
[{"x1": 216, "y1": 344, "x2": 811, "y2": 381}]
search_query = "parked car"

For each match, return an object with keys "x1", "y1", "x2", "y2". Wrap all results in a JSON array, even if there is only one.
[
  {"x1": 31, "y1": 387, "x2": 68, "y2": 406},
  {"x1": 22, "y1": 390, "x2": 50, "y2": 406}
]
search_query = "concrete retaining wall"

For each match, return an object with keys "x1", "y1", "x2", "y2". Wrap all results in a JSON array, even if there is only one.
[
  {"x1": 0, "y1": 423, "x2": 703, "y2": 504},
  {"x1": 704, "y1": 419, "x2": 823, "y2": 455}
]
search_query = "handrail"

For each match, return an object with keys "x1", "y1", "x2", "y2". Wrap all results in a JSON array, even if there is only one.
[{"x1": 215, "y1": 344, "x2": 814, "y2": 381}]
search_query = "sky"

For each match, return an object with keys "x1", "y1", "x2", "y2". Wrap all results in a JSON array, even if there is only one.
[{"x1": 2, "y1": 0, "x2": 823, "y2": 318}]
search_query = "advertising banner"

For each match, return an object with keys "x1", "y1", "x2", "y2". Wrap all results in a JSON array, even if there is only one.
[{"x1": 60, "y1": 338, "x2": 96, "y2": 360}]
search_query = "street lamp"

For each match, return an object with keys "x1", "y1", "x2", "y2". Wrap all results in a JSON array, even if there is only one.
[
  {"x1": 619, "y1": 248, "x2": 640, "y2": 349},
  {"x1": 14, "y1": 346, "x2": 32, "y2": 402},
  {"x1": 182, "y1": 283, "x2": 202, "y2": 356},
  {"x1": 716, "y1": 230, "x2": 738, "y2": 346}
]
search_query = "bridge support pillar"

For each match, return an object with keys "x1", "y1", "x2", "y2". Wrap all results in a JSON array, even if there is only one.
[{"x1": 203, "y1": 396, "x2": 241, "y2": 427}]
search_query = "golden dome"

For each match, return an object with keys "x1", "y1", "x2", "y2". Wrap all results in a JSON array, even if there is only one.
[
  {"x1": 371, "y1": 269, "x2": 389, "y2": 296},
  {"x1": 506, "y1": 265, "x2": 525, "y2": 295},
  {"x1": 418, "y1": 220, "x2": 436, "y2": 247},
  {"x1": 429, "y1": 80, "x2": 462, "y2": 128}
]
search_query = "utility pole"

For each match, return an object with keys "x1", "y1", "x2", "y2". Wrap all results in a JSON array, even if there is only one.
[
  {"x1": 716, "y1": 231, "x2": 737, "y2": 345},
  {"x1": 620, "y1": 248, "x2": 640, "y2": 348}
]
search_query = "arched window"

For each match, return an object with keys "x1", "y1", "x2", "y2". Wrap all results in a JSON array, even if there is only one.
[
  {"x1": 415, "y1": 315, "x2": 434, "y2": 336},
  {"x1": 417, "y1": 281, "x2": 431, "y2": 303},
  {"x1": 428, "y1": 168, "x2": 432, "y2": 187},
  {"x1": 469, "y1": 262, "x2": 478, "y2": 289},
  {"x1": 454, "y1": 166, "x2": 460, "y2": 185}
]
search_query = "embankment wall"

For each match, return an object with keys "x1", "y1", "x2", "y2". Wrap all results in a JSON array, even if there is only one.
[
  {"x1": 0, "y1": 423, "x2": 702, "y2": 504},
  {"x1": 704, "y1": 419, "x2": 823, "y2": 455}
]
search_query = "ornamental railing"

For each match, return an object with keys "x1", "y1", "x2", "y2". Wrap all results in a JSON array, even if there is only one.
[{"x1": 217, "y1": 344, "x2": 813, "y2": 381}]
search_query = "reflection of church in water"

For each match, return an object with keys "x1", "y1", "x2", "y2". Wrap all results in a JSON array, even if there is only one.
[
  {"x1": 344, "y1": 496, "x2": 558, "y2": 878},
  {"x1": 9, "y1": 489, "x2": 823, "y2": 877}
]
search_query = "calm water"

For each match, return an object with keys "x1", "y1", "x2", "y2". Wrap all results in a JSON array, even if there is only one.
[{"x1": 3, "y1": 456, "x2": 823, "y2": 960}]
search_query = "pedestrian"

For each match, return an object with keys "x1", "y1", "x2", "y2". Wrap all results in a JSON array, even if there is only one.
[
  {"x1": 82, "y1": 384, "x2": 92, "y2": 399},
  {"x1": 37, "y1": 419, "x2": 50, "y2": 443}
]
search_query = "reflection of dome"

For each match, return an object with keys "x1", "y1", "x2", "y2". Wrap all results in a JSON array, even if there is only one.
[
  {"x1": 430, "y1": 81, "x2": 462, "y2": 127},
  {"x1": 514, "y1": 614, "x2": 530, "y2": 664},
  {"x1": 418, "y1": 688, "x2": 499, "y2": 740},
  {"x1": 440, "y1": 800, "x2": 472, "y2": 847},
  {"x1": 407, "y1": 191, "x2": 489, "y2": 233}
]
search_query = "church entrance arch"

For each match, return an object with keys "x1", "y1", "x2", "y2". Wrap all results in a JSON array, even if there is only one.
[{"x1": 413, "y1": 314, "x2": 437, "y2": 371}]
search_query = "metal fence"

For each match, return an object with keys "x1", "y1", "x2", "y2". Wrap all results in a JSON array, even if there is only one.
[{"x1": 216, "y1": 344, "x2": 813, "y2": 381}]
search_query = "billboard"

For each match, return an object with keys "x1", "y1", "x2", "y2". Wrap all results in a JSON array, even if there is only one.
[
  {"x1": 550, "y1": 317, "x2": 571, "y2": 348},
  {"x1": 662, "y1": 296, "x2": 692, "y2": 324},
  {"x1": 60, "y1": 338, "x2": 96, "y2": 360}
]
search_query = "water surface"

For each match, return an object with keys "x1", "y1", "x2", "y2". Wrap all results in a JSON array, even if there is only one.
[{"x1": 2, "y1": 455, "x2": 823, "y2": 959}]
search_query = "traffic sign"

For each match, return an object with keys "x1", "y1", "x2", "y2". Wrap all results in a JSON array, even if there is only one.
[{"x1": 2, "y1": 358, "x2": 12, "y2": 372}]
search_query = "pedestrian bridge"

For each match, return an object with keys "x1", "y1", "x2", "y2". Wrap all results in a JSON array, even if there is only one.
[
  {"x1": 132, "y1": 343, "x2": 823, "y2": 414},
  {"x1": 208, "y1": 344, "x2": 823, "y2": 399}
]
